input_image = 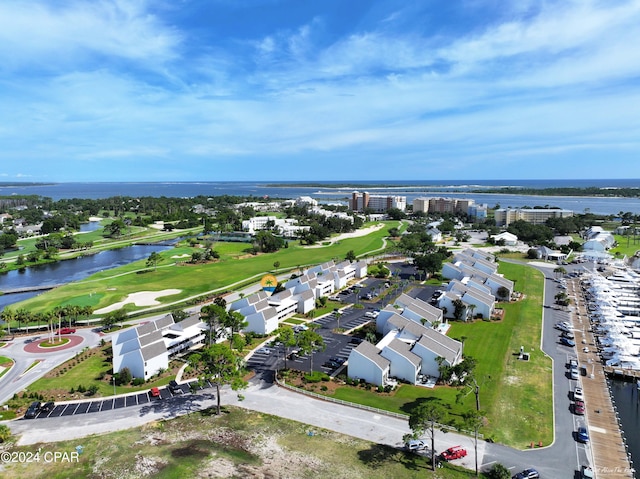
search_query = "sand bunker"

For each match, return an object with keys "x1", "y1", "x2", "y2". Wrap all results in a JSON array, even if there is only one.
[{"x1": 95, "y1": 289, "x2": 181, "y2": 314}]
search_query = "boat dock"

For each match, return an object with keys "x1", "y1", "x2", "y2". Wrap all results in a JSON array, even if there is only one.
[{"x1": 569, "y1": 277, "x2": 635, "y2": 478}]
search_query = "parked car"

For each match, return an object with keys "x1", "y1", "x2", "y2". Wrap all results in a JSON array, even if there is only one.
[
  {"x1": 562, "y1": 330, "x2": 575, "y2": 340},
  {"x1": 58, "y1": 327, "x2": 76, "y2": 334},
  {"x1": 168, "y1": 380, "x2": 182, "y2": 394},
  {"x1": 512, "y1": 469, "x2": 540, "y2": 479},
  {"x1": 293, "y1": 325, "x2": 308, "y2": 333},
  {"x1": 560, "y1": 337, "x2": 576, "y2": 347},
  {"x1": 323, "y1": 360, "x2": 341, "y2": 369},
  {"x1": 24, "y1": 401, "x2": 41, "y2": 419},
  {"x1": 570, "y1": 367, "x2": 580, "y2": 380},
  {"x1": 405, "y1": 439, "x2": 426, "y2": 452},
  {"x1": 329, "y1": 357, "x2": 345, "y2": 365},
  {"x1": 440, "y1": 445, "x2": 467, "y2": 461},
  {"x1": 581, "y1": 465, "x2": 595, "y2": 479},
  {"x1": 150, "y1": 387, "x2": 161, "y2": 399},
  {"x1": 573, "y1": 400, "x2": 585, "y2": 415},
  {"x1": 574, "y1": 387, "x2": 584, "y2": 401},
  {"x1": 577, "y1": 426, "x2": 590, "y2": 443},
  {"x1": 40, "y1": 401, "x2": 55, "y2": 413}
]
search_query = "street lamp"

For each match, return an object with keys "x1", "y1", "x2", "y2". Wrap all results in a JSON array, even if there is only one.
[{"x1": 113, "y1": 375, "x2": 116, "y2": 396}]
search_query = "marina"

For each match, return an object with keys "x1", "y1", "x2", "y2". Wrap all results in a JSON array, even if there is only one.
[{"x1": 567, "y1": 263, "x2": 640, "y2": 478}]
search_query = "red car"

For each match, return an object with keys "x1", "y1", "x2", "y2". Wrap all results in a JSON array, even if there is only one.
[
  {"x1": 58, "y1": 327, "x2": 76, "y2": 334},
  {"x1": 150, "y1": 387, "x2": 161, "y2": 398},
  {"x1": 440, "y1": 445, "x2": 467, "y2": 461},
  {"x1": 574, "y1": 400, "x2": 585, "y2": 415}
]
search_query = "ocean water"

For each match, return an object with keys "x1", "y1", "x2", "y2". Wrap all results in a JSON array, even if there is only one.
[{"x1": 1, "y1": 179, "x2": 640, "y2": 215}]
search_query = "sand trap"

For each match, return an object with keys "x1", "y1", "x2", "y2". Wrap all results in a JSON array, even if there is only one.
[
  {"x1": 304, "y1": 223, "x2": 385, "y2": 248},
  {"x1": 95, "y1": 289, "x2": 181, "y2": 314},
  {"x1": 171, "y1": 254, "x2": 191, "y2": 258}
]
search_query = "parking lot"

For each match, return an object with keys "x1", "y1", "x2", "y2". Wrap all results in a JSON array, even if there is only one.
[
  {"x1": 247, "y1": 267, "x2": 435, "y2": 377},
  {"x1": 30, "y1": 380, "x2": 213, "y2": 420}
]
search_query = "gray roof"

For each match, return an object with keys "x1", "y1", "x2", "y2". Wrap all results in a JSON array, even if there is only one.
[
  {"x1": 386, "y1": 339, "x2": 421, "y2": 367},
  {"x1": 298, "y1": 289, "x2": 315, "y2": 301},
  {"x1": 172, "y1": 314, "x2": 203, "y2": 330},
  {"x1": 139, "y1": 329, "x2": 164, "y2": 347},
  {"x1": 136, "y1": 321, "x2": 157, "y2": 336},
  {"x1": 141, "y1": 341, "x2": 168, "y2": 361},
  {"x1": 462, "y1": 287, "x2": 495, "y2": 306},
  {"x1": 155, "y1": 314, "x2": 175, "y2": 330},
  {"x1": 415, "y1": 334, "x2": 460, "y2": 365},
  {"x1": 401, "y1": 320, "x2": 430, "y2": 338},
  {"x1": 354, "y1": 341, "x2": 390, "y2": 371}
]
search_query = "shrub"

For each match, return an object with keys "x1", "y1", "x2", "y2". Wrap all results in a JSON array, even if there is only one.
[
  {"x1": 132, "y1": 378, "x2": 145, "y2": 386},
  {"x1": 87, "y1": 385, "x2": 99, "y2": 396}
]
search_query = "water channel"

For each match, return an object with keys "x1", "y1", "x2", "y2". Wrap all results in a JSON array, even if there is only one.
[{"x1": 0, "y1": 243, "x2": 172, "y2": 311}]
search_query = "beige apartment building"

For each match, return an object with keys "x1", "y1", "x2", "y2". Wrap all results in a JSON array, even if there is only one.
[{"x1": 494, "y1": 208, "x2": 574, "y2": 226}]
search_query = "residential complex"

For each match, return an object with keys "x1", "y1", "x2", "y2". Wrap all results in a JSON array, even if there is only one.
[
  {"x1": 230, "y1": 259, "x2": 368, "y2": 335},
  {"x1": 113, "y1": 313, "x2": 207, "y2": 379},
  {"x1": 349, "y1": 191, "x2": 406, "y2": 212},
  {"x1": 347, "y1": 294, "x2": 462, "y2": 386},
  {"x1": 412, "y1": 197, "x2": 488, "y2": 219},
  {"x1": 494, "y1": 208, "x2": 574, "y2": 226}
]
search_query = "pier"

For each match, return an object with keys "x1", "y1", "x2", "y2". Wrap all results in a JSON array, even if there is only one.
[{"x1": 569, "y1": 277, "x2": 635, "y2": 478}]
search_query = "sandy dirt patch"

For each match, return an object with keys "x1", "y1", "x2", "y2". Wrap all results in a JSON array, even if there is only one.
[
  {"x1": 95, "y1": 289, "x2": 181, "y2": 314},
  {"x1": 171, "y1": 254, "x2": 191, "y2": 258},
  {"x1": 88, "y1": 216, "x2": 103, "y2": 222},
  {"x1": 304, "y1": 223, "x2": 385, "y2": 248}
]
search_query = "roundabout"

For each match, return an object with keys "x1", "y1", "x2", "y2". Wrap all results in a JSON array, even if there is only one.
[{"x1": 23, "y1": 334, "x2": 84, "y2": 354}]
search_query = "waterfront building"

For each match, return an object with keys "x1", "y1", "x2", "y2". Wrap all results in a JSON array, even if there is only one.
[
  {"x1": 494, "y1": 207, "x2": 574, "y2": 226},
  {"x1": 349, "y1": 191, "x2": 406, "y2": 212},
  {"x1": 412, "y1": 197, "x2": 488, "y2": 219}
]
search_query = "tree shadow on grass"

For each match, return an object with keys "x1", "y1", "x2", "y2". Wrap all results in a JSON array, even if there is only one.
[
  {"x1": 357, "y1": 444, "x2": 427, "y2": 472},
  {"x1": 399, "y1": 395, "x2": 450, "y2": 416}
]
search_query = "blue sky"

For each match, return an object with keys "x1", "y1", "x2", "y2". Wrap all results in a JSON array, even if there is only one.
[{"x1": 1, "y1": 0, "x2": 640, "y2": 182}]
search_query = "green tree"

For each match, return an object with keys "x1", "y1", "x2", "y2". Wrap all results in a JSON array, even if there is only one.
[
  {"x1": 222, "y1": 310, "x2": 248, "y2": 348},
  {"x1": 103, "y1": 309, "x2": 126, "y2": 330},
  {"x1": 106, "y1": 219, "x2": 126, "y2": 238},
  {"x1": 297, "y1": 328, "x2": 325, "y2": 371},
  {"x1": 345, "y1": 250, "x2": 356, "y2": 262},
  {"x1": 462, "y1": 409, "x2": 485, "y2": 478},
  {"x1": 190, "y1": 343, "x2": 247, "y2": 415},
  {"x1": 487, "y1": 463, "x2": 511, "y2": 479},
  {"x1": 146, "y1": 251, "x2": 163, "y2": 271},
  {"x1": 200, "y1": 304, "x2": 227, "y2": 345},
  {"x1": 276, "y1": 327, "x2": 297, "y2": 370},
  {"x1": 407, "y1": 401, "x2": 446, "y2": 471}
]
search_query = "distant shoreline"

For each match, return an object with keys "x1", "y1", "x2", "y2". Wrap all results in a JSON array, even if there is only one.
[{"x1": 268, "y1": 183, "x2": 640, "y2": 198}]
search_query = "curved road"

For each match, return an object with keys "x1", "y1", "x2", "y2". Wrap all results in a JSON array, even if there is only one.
[{"x1": 2, "y1": 259, "x2": 595, "y2": 477}]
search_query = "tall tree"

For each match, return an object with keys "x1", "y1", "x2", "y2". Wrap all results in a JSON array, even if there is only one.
[
  {"x1": 190, "y1": 343, "x2": 247, "y2": 415},
  {"x1": 408, "y1": 401, "x2": 446, "y2": 471},
  {"x1": 462, "y1": 409, "x2": 485, "y2": 478},
  {"x1": 276, "y1": 326, "x2": 297, "y2": 370},
  {"x1": 222, "y1": 310, "x2": 248, "y2": 348},
  {"x1": 200, "y1": 304, "x2": 227, "y2": 345},
  {"x1": 146, "y1": 251, "x2": 163, "y2": 271},
  {"x1": 297, "y1": 329, "x2": 325, "y2": 371}
]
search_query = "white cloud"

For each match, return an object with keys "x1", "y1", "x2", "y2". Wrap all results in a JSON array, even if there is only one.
[{"x1": 0, "y1": 0, "x2": 182, "y2": 72}]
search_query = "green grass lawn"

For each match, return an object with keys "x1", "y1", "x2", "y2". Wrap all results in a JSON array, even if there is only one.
[
  {"x1": 25, "y1": 347, "x2": 176, "y2": 402},
  {"x1": 12, "y1": 221, "x2": 396, "y2": 315},
  {"x1": 322, "y1": 261, "x2": 552, "y2": 448}
]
